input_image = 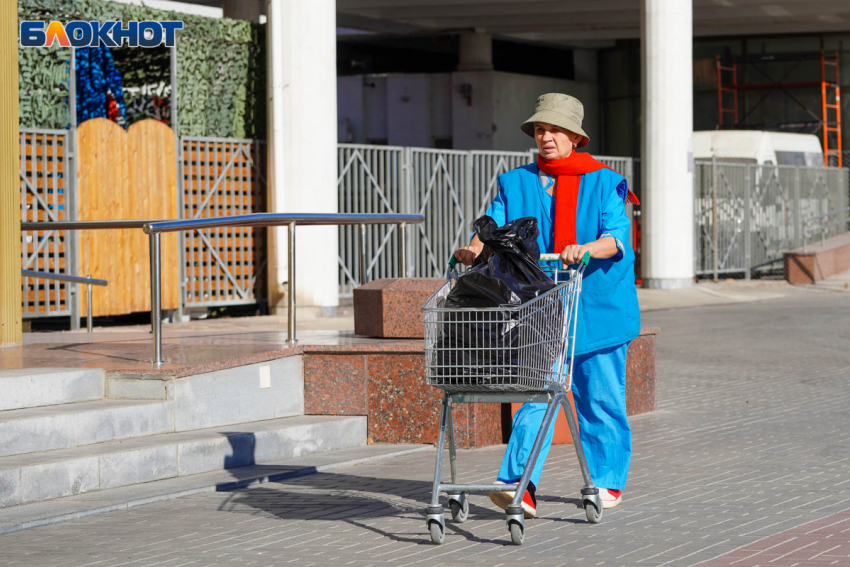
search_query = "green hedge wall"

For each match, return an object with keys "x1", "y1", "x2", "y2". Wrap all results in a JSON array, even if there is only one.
[{"x1": 18, "y1": 0, "x2": 266, "y2": 138}]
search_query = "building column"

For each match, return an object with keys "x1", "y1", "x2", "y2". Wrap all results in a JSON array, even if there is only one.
[
  {"x1": 640, "y1": 0, "x2": 694, "y2": 289},
  {"x1": 266, "y1": 0, "x2": 339, "y2": 315},
  {"x1": 457, "y1": 31, "x2": 493, "y2": 71},
  {"x1": 1, "y1": 0, "x2": 21, "y2": 346},
  {"x1": 452, "y1": 32, "x2": 495, "y2": 151}
]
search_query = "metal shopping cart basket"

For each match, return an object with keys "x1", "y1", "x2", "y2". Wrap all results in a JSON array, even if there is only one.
[{"x1": 421, "y1": 252, "x2": 601, "y2": 545}]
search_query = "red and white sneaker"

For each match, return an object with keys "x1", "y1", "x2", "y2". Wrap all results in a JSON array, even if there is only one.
[
  {"x1": 600, "y1": 488, "x2": 622, "y2": 509},
  {"x1": 489, "y1": 480, "x2": 537, "y2": 519}
]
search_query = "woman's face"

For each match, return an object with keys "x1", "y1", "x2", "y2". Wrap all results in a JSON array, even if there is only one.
[{"x1": 534, "y1": 122, "x2": 582, "y2": 160}]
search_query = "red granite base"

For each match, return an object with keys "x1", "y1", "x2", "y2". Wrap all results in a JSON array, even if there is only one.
[
  {"x1": 303, "y1": 349, "x2": 501, "y2": 448},
  {"x1": 303, "y1": 328, "x2": 657, "y2": 449},
  {"x1": 783, "y1": 232, "x2": 850, "y2": 284},
  {"x1": 303, "y1": 354, "x2": 368, "y2": 415},
  {"x1": 353, "y1": 278, "x2": 445, "y2": 338},
  {"x1": 625, "y1": 329, "x2": 658, "y2": 416}
]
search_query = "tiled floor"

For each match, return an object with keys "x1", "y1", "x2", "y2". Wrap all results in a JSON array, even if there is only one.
[
  {"x1": 696, "y1": 510, "x2": 850, "y2": 566},
  {"x1": 2, "y1": 289, "x2": 850, "y2": 565}
]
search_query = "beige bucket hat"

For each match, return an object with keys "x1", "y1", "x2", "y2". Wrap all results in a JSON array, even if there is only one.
[{"x1": 521, "y1": 93, "x2": 589, "y2": 148}]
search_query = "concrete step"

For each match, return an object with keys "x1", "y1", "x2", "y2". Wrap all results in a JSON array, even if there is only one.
[
  {"x1": 0, "y1": 443, "x2": 432, "y2": 536},
  {"x1": 106, "y1": 357, "x2": 304, "y2": 432},
  {"x1": 0, "y1": 368, "x2": 104, "y2": 411},
  {"x1": 0, "y1": 414, "x2": 366, "y2": 509},
  {"x1": 0, "y1": 399, "x2": 174, "y2": 458}
]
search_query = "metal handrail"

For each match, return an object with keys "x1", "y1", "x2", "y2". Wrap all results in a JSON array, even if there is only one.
[
  {"x1": 803, "y1": 206, "x2": 850, "y2": 251},
  {"x1": 22, "y1": 213, "x2": 424, "y2": 364},
  {"x1": 143, "y1": 212, "x2": 424, "y2": 364},
  {"x1": 22, "y1": 220, "x2": 163, "y2": 231},
  {"x1": 142, "y1": 213, "x2": 423, "y2": 231},
  {"x1": 21, "y1": 213, "x2": 425, "y2": 365},
  {"x1": 21, "y1": 270, "x2": 107, "y2": 333},
  {"x1": 21, "y1": 220, "x2": 168, "y2": 332}
]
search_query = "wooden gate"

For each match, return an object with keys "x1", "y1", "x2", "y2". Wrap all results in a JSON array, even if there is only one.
[{"x1": 76, "y1": 118, "x2": 179, "y2": 316}]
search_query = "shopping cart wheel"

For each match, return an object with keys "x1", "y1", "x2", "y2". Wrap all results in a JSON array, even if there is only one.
[
  {"x1": 449, "y1": 495, "x2": 469, "y2": 523},
  {"x1": 429, "y1": 521, "x2": 445, "y2": 544},
  {"x1": 509, "y1": 521, "x2": 524, "y2": 545},
  {"x1": 584, "y1": 501, "x2": 602, "y2": 524}
]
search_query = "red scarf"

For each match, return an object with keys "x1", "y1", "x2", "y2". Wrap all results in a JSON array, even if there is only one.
[{"x1": 537, "y1": 153, "x2": 640, "y2": 253}]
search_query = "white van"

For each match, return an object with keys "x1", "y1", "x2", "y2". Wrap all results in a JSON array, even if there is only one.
[{"x1": 693, "y1": 130, "x2": 824, "y2": 167}]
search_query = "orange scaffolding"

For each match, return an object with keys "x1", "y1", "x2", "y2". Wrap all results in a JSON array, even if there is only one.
[{"x1": 716, "y1": 51, "x2": 842, "y2": 167}]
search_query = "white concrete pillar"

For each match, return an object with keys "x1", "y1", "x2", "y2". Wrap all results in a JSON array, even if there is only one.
[
  {"x1": 640, "y1": 0, "x2": 694, "y2": 289},
  {"x1": 266, "y1": 0, "x2": 339, "y2": 314}
]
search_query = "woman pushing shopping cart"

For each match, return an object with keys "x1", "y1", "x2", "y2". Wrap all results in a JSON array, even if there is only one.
[{"x1": 422, "y1": 92, "x2": 641, "y2": 545}]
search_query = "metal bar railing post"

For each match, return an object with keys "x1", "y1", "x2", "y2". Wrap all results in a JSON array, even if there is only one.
[
  {"x1": 712, "y1": 156, "x2": 719, "y2": 281},
  {"x1": 804, "y1": 225, "x2": 808, "y2": 252},
  {"x1": 398, "y1": 221, "x2": 407, "y2": 278},
  {"x1": 286, "y1": 221, "x2": 297, "y2": 344},
  {"x1": 86, "y1": 276, "x2": 93, "y2": 333},
  {"x1": 149, "y1": 233, "x2": 164, "y2": 364},
  {"x1": 171, "y1": 44, "x2": 185, "y2": 323},
  {"x1": 744, "y1": 165, "x2": 752, "y2": 280},
  {"x1": 794, "y1": 166, "x2": 802, "y2": 247},
  {"x1": 69, "y1": 47, "x2": 80, "y2": 332},
  {"x1": 359, "y1": 223, "x2": 367, "y2": 286},
  {"x1": 464, "y1": 150, "x2": 474, "y2": 239},
  {"x1": 403, "y1": 148, "x2": 414, "y2": 278}
]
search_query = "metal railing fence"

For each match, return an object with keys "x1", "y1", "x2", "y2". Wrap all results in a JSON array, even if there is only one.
[
  {"x1": 694, "y1": 160, "x2": 849, "y2": 279},
  {"x1": 804, "y1": 205, "x2": 850, "y2": 251},
  {"x1": 336, "y1": 145, "x2": 407, "y2": 293},
  {"x1": 337, "y1": 144, "x2": 635, "y2": 295},
  {"x1": 179, "y1": 137, "x2": 267, "y2": 310},
  {"x1": 19, "y1": 131, "x2": 268, "y2": 323},
  {"x1": 21, "y1": 133, "x2": 635, "y2": 321},
  {"x1": 19, "y1": 129, "x2": 77, "y2": 322}
]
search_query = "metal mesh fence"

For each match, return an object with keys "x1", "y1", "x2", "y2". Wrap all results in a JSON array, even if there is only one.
[
  {"x1": 336, "y1": 144, "x2": 406, "y2": 295},
  {"x1": 694, "y1": 160, "x2": 849, "y2": 279},
  {"x1": 20, "y1": 129, "x2": 75, "y2": 318},
  {"x1": 337, "y1": 144, "x2": 636, "y2": 295},
  {"x1": 180, "y1": 137, "x2": 267, "y2": 307}
]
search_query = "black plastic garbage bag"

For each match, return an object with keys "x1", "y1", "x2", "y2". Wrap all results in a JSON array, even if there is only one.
[
  {"x1": 432, "y1": 310, "x2": 525, "y2": 383},
  {"x1": 432, "y1": 216, "x2": 556, "y2": 383},
  {"x1": 444, "y1": 216, "x2": 555, "y2": 308}
]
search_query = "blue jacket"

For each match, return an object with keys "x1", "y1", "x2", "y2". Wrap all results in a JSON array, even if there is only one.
[{"x1": 484, "y1": 163, "x2": 640, "y2": 355}]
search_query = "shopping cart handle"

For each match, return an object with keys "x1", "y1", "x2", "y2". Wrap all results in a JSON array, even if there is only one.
[
  {"x1": 540, "y1": 252, "x2": 591, "y2": 266},
  {"x1": 453, "y1": 251, "x2": 589, "y2": 268}
]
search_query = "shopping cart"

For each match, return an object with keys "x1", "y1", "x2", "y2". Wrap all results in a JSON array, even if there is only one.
[{"x1": 421, "y1": 251, "x2": 601, "y2": 545}]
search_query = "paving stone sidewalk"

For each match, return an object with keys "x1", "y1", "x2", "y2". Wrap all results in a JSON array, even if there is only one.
[{"x1": 2, "y1": 289, "x2": 850, "y2": 566}]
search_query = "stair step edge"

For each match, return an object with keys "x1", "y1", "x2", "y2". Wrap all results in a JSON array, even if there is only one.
[{"x1": 0, "y1": 414, "x2": 365, "y2": 470}]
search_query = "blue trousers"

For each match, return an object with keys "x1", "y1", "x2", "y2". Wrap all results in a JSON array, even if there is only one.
[{"x1": 497, "y1": 342, "x2": 632, "y2": 491}]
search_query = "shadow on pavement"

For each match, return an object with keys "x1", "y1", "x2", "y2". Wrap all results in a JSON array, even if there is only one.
[{"x1": 214, "y1": 471, "x2": 588, "y2": 545}]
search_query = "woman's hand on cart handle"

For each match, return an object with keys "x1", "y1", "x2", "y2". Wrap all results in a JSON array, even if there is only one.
[
  {"x1": 453, "y1": 242, "x2": 484, "y2": 267},
  {"x1": 541, "y1": 251, "x2": 590, "y2": 267},
  {"x1": 559, "y1": 244, "x2": 594, "y2": 267}
]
